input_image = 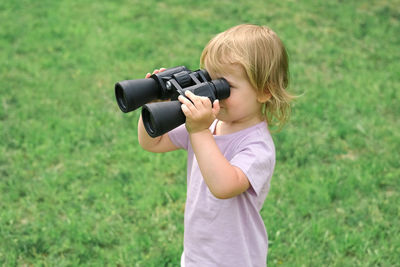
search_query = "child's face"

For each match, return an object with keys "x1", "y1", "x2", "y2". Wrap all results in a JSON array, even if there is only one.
[{"x1": 210, "y1": 64, "x2": 264, "y2": 124}]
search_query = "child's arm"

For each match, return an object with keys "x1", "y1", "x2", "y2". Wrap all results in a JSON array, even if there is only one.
[
  {"x1": 190, "y1": 130, "x2": 250, "y2": 199},
  {"x1": 179, "y1": 91, "x2": 250, "y2": 199},
  {"x1": 137, "y1": 114, "x2": 179, "y2": 153},
  {"x1": 137, "y1": 69, "x2": 180, "y2": 153}
]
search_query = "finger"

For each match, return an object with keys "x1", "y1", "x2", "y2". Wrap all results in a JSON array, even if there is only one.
[
  {"x1": 184, "y1": 91, "x2": 197, "y2": 98},
  {"x1": 212, "y1": 99, "x2": 220, "y2": 115},
  {"x1": 159, "y1": 68, "x2": 166, "y2": 72},
  {"x1": 201, "y1": 96, "x2": 212, "y2": 108},
  {"x1": 152, "y1": 69, "x2": 159, "y2": 74},
  {"x1": 178, "y1": 95, "x2": 196, "y2": 112},
  {"x1": 145, "y1": 73, "x2": 151, "y2": 78},
  {"x1": 179, "y1": 96, "x2": 200, "y2": 118},
  {"x1": 181, "y1": 103, "x2": 192, "y2": 117},
  {"x1": 178, "y1": 95, "x2": 190, "y2": 105},
  {"x1": 185, "y1": 91, "x2": 202, "y2": 107}
]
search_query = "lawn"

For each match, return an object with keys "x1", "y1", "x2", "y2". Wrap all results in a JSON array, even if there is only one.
[{"x1": 0, "y1": 0, "x2": 399, "y2": 266}]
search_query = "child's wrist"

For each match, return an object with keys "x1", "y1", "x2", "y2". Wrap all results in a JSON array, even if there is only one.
[
  {"x1": 185, "y1": 122, "x2": 212, "y2": 135},
  {"x1": 189, "y1": 128, "x2": 211, "y2": 137}
]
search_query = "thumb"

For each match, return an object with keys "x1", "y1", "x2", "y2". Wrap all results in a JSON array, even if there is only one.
[{"x1": 212, "y1": 99, "x2": 220, "y2": 115}]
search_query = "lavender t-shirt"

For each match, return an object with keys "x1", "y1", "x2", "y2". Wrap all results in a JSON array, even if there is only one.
[{"x1": 169, "y1": 120, "x2": 275, "y2": 267}]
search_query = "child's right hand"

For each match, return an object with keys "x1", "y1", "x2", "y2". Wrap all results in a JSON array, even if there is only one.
[
  {"x1": 145, "y1": 68, "x2": 166, "y2": 78},
  {"x1": 178, "y1": 90, "x2": 220, "y2": 134}
]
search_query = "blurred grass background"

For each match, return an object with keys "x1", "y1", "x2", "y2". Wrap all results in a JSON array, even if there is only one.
[{"x1": 0, "y1": 0, "x2": 399, "y2": 266}]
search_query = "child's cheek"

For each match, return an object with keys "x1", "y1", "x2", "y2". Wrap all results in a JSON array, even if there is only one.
[{"x1": 222, "y1": 96, "x2": 234, "y2": 108}]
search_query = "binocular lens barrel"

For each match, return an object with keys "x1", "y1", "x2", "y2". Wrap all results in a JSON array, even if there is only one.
[
  {"x1": 142, "y1": 101, "x2": 186, "y2": 137},
  {"x1": 115, "y1": 78, "x2": 159, "y2": 112}
]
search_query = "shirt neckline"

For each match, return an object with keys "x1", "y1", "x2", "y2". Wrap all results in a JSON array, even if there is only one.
[{"x1": 211, "y1": 120, "x2": 267, "y2": 138}]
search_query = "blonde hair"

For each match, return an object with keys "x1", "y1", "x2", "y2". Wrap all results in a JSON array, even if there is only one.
[{"x1": 200, "y1": 24, "x2": 295, "y2": 130}]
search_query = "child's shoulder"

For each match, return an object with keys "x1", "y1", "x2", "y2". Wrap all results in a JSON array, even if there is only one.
[
  {"x1": 240, "y1": 122, "x2": 273, "y2": 146},
  {"x1": 236, "y1": 121, "x2": 271, "y2": 140}
]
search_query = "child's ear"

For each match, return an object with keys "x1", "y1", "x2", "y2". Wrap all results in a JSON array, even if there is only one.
[{"x1": 257, "y1": 90, "x2": 272, "y2": 103}]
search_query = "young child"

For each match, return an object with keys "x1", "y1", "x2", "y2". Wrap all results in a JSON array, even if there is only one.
[{"x1": 138, "y1": 24, "x2": 294, "y2": 267}]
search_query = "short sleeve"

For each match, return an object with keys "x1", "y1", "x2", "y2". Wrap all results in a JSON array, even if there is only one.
[
  {"x1": 230, "y1": 139, "x2": 275, "y2": 196},
  {"x1": 168, "y1": 124, "x2": 189, "y2": 150}
]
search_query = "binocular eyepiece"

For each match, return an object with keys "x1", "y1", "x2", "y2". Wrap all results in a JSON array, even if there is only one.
[{"x1": 115, "y1": 66, "x2": 230, "y2": 137}]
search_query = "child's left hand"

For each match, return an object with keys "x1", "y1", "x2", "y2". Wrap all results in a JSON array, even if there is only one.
[{"x1": 178, "y1": 91, "x2": 220, "y2": 134}]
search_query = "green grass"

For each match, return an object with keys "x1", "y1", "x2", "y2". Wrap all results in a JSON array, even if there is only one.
[{"x1": 1, "y1": 0, "x2": 399, "y2": 266}]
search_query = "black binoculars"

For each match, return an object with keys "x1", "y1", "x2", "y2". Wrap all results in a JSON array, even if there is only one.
[{"x1": 115, "y1": 66, "x2": 230, "y2": 137}]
